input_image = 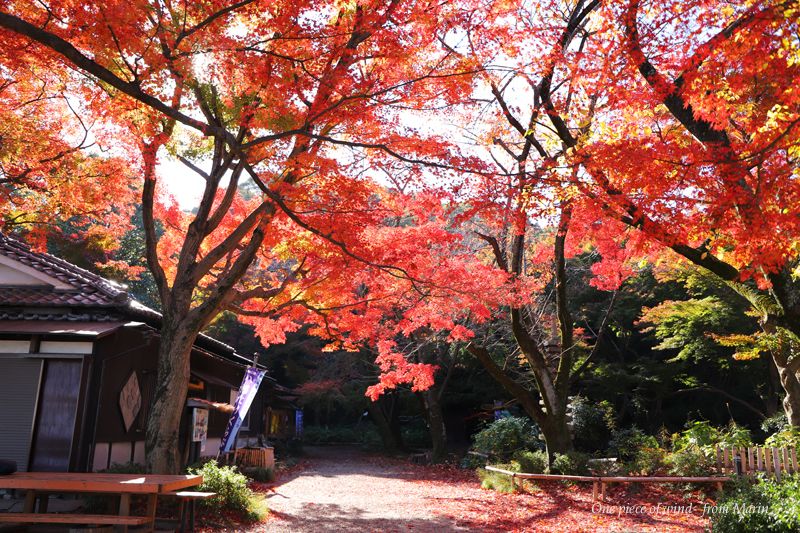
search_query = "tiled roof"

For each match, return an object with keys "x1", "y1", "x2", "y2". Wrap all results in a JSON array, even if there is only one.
[
  {"x1": 0, "y1": 233, "x2": 245, "y2": 362},
  {"x1": 0, "y1": 233, "x2": 128, "y2": 307}
]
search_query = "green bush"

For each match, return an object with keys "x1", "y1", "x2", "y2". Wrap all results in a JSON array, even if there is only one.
[
  {"x1": 187, "y1": 460, "x2": 265, "y2": 520},
  {"x1": 761, "y1": 413, "x2": 787, "y2": 434},
  {"x1": 472, "y1": 416, "x2": 543, "y2": 459},
  {"x1": 710, "y1": 475, "x2": 800, "y2": 532},
  {"x1": 302, "y1": 424, "x2": 381, "y2": 447},
  {"x1": 626, "y1": 446, "x2": 666, "y2": 476},
  {"x1": 477, "y1": 462, "x2": 521, "y2": 493},
  {"x1": 608, "y1": 427, "x2": 659, "y2": 461},
  {"x1": 511, "y1": 450, "x2": 548, "y2": 474},
  {"x1": 550, "y1": 451, "x2": 590, "y2": 476},
  {"x1": 570, "y1": 397, "x2": 615, "y2": 452},
  {"x1": 765, "y1": 425, "x2": 800, "y2": 448},
  {"x1": 665, "y1": 445, "x2": 716, "y2": 477},
  {"x1": 672, "y1": 420, "x2": 751, "y2": 454}
]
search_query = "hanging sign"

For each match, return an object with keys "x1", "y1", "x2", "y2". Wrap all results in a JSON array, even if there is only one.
[{"x1": 219, "y1": 367, "x2": 266, "y2": 453}]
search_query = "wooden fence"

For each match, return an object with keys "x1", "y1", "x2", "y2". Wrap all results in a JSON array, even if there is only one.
[{"x1": 716, "y1": 445, "x2": 799, "y2": 481}]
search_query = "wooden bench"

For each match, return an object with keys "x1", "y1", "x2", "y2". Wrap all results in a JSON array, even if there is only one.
[
  {"x1": 0, "y1": 513, "x2": 150, "y2": 526},
  {"x1": 164, "y1": 490, "x2": 216, "y2": 532},
  {"x1": 0, "y1": 471, "x2": 203, "y2": 532}
]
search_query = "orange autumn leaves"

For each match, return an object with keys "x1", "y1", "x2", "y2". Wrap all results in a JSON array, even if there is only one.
[{"x1": 0, "y1": 0, "x2": 798, "y2": 399}]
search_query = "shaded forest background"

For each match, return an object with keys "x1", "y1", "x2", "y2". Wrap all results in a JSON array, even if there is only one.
[{"x1": 42, "y1": 214, "x2": 783, "y2": 458}]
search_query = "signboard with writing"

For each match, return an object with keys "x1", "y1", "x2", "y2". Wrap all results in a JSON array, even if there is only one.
[{"x1": 192, "y1": 408, "x2": 208, "y2": 443}]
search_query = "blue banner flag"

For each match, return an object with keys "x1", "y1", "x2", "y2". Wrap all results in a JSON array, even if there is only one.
[{"x1": 220, "y1": 366, "x2": 266, "y2": 454}]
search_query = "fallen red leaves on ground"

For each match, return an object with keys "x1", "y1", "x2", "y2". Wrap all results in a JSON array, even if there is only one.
[{"x1": 206, "y1": 453, "x2": 713, "y2": 532}]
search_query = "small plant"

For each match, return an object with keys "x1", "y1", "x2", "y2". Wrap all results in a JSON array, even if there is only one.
[
  {"x1": 626, "y1": 446, "x2": 666, "y2": 476},
  {"x1": 511, "y1": 450, "x2": 548, "y2": 474},
  {"x1": 761, "y1": 413, "x2": 788, "y2": 434},
  {"x1": 471, "y1": 416, "x2": 543, "y2": 459},
  {"x1": 550, "y1": 451, "x2": 590, "y2": 476},
  {"x1": 765, "y1": 425, "x2": 800, "y2": 448},
  {"x1": 608, "y1": 427, "x2": 659, "y2": 461},
  {"x1": 665, "y1": 446, "x2": 716, "y2": 477},
  {"x1": 477, "y1": 462, "x2": 521, "y2": 493},
  {"x1": 570, "y1": 397, "x2": 615, "y2": 452},
  {"x1": 671, "y1": 420, "x2": 751, "y2": 455},
  {"x1": 187, "y1": 460, "x2": 267, "y2": 520},
  {"x1": 710, "y1": 475, "x2": 800, "y2": 532}
]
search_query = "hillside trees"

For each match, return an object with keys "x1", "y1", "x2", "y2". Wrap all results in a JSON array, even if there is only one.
[
  {"x1": 580, "y1": 0, "x2": 800, "y2": 424},
  {"x1": 0, "y1": 0, "x2": 483, "y2": 472},
  {"x1": 461, "y1": 0, "x2": 800, "y2": 425}
]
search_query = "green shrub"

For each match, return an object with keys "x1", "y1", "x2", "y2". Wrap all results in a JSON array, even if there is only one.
[
  {"x1": 586, "y1": 457, "x2": 623, "y2": 476},
  {"x1": 550, "y1": 451, "x2": 590, "y2": 476},
  {"x1": 302, "y1": 424, "x2": 381, "y2": 447},
  {"x1": 672, "y1": 420, "x2": 751, "y2": 455},
  {"x1": 460, "y1": 452, "x2": 488, "y2": 469},
  {"x1": 187, "y1": 460, "x2": 266, "y2": 520},
  {"x1": 570, "y1": 397, "x2": 615, "y2": 452},
  {"x1": 626, "y1": 446, "x2": 666, "y2": 476},
  {"x1": 718, "y1": 423, "x2": 753, "y2": 449},
  {"x1": 665, "y1": 445, "x2": 716, "y2": 477},
  {"x1": 608, "y1": 427, "x2": 659, "y2": 461},
  {"x1": 765, "y1": 425, "x2": 800, "y2": 448},
  {"x1": 477, "y1": 462, "x2": 521, "y2": 493},
  {"x1": 761, "y1": 413, "x2": 787, "y2": 434},
  {"x1": 710, "y1": 475, "x2": 800, "y2": 532},
  {"x1": 511, "y1": 450, "x2": 548, "y2": 474},
  {"x1": 472, "y1": 416, "x2": 543, "y2": 459}
]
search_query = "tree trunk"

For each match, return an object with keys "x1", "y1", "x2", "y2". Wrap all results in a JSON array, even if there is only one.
[
  {"x1": 761, "y1": 316, "x2": 800, "y2": 426},
  {"x1": 145, "y1": 320, "x2": 196, "y2": 474},
  {"x1": 367, "y1": 397, "x2": 404, "y2": 452},
  {"x1": 421, "y1": 388, "x2": 447, "y2": 462},
  {"x1": 539, "y1": 415, "x2": 573, "y2": 459},
  {"x1": 468, "y1": 343, "x2": 573, "y2": 457},
  {"x1": 775, "y1": 357, "x2": 800, "y2": 426}
]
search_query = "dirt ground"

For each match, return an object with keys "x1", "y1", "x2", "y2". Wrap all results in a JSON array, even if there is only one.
[{"x1": 204, "y1": 446, "x2": 712, "y2": 532}]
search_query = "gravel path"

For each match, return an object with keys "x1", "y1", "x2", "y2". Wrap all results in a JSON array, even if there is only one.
[
  {"x1": 216, "y1": 445, "x2": 709, "y2": 532},
  {"x1": 254, "y1": 446, "x2": 471, "y2": 532}
]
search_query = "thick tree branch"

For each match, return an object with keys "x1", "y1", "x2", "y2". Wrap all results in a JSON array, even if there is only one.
[
  {"x1": 554, "y1": 204, "x2": 574, "y2": 395},
  {"x1": 0, "y1": 11, "x2": 216, "y2": 136},
  {"x1": 466, "y1": 343, "x2": 546, "y2": 425}
]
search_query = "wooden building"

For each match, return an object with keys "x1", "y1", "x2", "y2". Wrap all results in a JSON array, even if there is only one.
[{"x1": 0, "y1": 233, "x2": 287, "y2": 472}]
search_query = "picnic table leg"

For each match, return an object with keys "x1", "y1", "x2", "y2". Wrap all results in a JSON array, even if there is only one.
[
  {"x1": 178, "y1": 498, "x2": 187, "y2": 533},
  {"x1": 37, "y1": 493, "x2": 48, "y2": 513},
  {"x1": 592, "y1": 481, "x2": 598, "y2": 501},
  {"x1": 117, "y1": 493, "x2": 131, "y2": 533},
  {"x1": 23, "y1": 490, "x2": 36, "y2": 512},
  {"x1": 145, "y1": 494, "x2": 157, "y2": 533},
  {"x1": 601, "y1": 482, "x2": 606, "y2": 502}
]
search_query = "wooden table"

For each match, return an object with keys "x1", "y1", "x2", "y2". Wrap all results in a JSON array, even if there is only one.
[{"x1": 0, "y1": 471, "x2": 203, "y2": 531}]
